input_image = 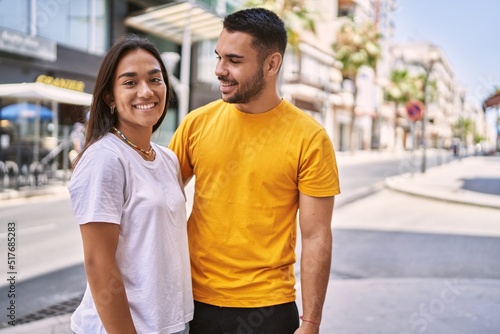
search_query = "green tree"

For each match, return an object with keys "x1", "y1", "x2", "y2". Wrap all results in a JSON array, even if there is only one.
[
  {"x1": 385, "y1": 69, "x2": 413, "y2": 149},
  {"x1": 244, "y1": 0, "x2": 316, "y2": 49},
  {"x1": 243, "y1": 0, "x2": 318, "y2": 103},
  {"x1": 384, "y1": 69, "x2": 436, "y2": 149},
  {"x1": 451, "y1": 117, "x2": 475, "y2": 143},
  {"x1": 332, "y1": 18, "x2": 381, "y2": 152}
]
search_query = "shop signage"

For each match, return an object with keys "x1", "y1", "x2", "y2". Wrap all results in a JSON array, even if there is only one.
[
  {"x1": 0, "y1": 28, "x2": 56, "y2": 62},
  {"x1": 36, "y1": 75, "x2": 85, "y2": 92}
]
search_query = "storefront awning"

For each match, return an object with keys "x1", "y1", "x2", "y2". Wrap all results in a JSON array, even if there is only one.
[
  {"x1": 0, "y1": 82, "x2": 92, "y2": 106},
  {"x1": 124, "y1": 1, "x2": 223, "y2": 44},
  {"x1": 483, "y1": 91, "x2": 500, "y2": 111}
]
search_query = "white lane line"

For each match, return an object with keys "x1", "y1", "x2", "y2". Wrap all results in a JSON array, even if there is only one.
[{"x1": 0, "y1": 223, "x2": 57, "y2": 238}]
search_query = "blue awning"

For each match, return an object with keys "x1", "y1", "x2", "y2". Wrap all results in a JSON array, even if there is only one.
[{"x1": 0, "y1": 102, "x2": 53, "y2": 121}]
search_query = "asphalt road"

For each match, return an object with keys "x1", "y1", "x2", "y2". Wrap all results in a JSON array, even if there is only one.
[{"x1": 308, "y1": 187, "x2": 500, "y2": 334}]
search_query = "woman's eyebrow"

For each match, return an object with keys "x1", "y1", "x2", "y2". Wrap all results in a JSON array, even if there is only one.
[{"x1": 117, "y1": 68, "x2": 161, "y2": 79}]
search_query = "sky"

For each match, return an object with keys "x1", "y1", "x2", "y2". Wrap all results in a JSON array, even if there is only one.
[{"x1": 391, "y1": 0, "x2": 500, "y2": 109}]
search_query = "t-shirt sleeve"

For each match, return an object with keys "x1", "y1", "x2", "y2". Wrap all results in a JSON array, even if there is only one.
[
  {"x1": 298, "y1": 129, "x2": 341, "y2": 197},
  {"x1": 68, "y1": 147, "x2": 126, "y2": 225}
]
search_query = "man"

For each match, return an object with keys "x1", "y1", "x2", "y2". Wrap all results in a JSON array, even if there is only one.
[{"x1": 169, "y1": 7, "x2": 340, "y2": 334}]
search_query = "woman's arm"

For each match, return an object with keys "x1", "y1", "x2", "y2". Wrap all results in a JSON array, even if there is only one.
[{"x1": 80, "y1": 222, "x2": 136, "y2": 334}]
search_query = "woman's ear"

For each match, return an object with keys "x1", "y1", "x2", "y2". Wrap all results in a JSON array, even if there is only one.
[{"x1": 103, "y1": 91, "x2": 115, "y2": 108}]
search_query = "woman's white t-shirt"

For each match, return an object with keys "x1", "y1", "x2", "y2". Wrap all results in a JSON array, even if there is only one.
[{"x1": 68, "y1": 133, "x2": 193, "y2": 334}]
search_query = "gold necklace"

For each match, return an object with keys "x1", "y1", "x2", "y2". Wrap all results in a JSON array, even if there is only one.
[{"x1": 113, "y1": 127, "x2": 155, "y2": 161}]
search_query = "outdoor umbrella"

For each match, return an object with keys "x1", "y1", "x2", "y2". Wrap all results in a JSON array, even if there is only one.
[{"x1": 0, "y1": 102, "x2": 53, "y2": 121}]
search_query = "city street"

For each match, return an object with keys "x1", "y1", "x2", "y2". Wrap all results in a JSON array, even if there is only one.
[
  {"x1": 1, "y1": 154, "x2": 499, "y2": 334},
  {"x1": 1, "y1": 0, "x2": 499, "y2": 333},
  {"x1": 313, "y1": 187, "x2": 500, "y2": 334}
]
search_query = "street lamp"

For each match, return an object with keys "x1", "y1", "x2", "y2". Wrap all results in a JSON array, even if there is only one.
[
  {"x1": 420, "y1": 63, "x2": 434, "y2": 172},
  {"x1": 391, "y1": 44, "x2": 441, "y2": 172},
  {"x1": 392, "y1": 44, "x2": 441, "y2": 173},
  {"x1": 420, "y1": 48, "x2": 440, "y2": 173}
]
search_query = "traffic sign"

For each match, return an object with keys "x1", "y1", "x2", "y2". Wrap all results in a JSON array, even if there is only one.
[{"x1": 405, "y1": 100, "x2": 425, "y2": 121}]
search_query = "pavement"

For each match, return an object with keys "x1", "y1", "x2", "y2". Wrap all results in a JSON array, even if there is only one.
[{"x1": 0, "y1": 151, "x2": 499, "y2": 333}]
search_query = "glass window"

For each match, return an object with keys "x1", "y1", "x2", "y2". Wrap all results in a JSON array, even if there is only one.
[
  {"x1": 37, "y1": 0, "x2": 88, "y2": 51},
  {"x1": 283, "y1": 51, "x2": 299, "y2": 81},
  {"x1": 0, "y1": 0, "x2": 29, "y2": 33},
  {"x1": 197, "y1": 39, "x2": 218, "y2": 84},
  {"x1": 301, "y1": 54, "x2": 329, "y2": 86},
  {"x1": 36, "y1": 0, "x2": 107, "y2": 54},
  {"x1": 94, "y1": 0, "x2": 107, "y2": 54}
]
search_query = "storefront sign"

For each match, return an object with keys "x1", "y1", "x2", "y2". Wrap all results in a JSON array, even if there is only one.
[
  {"x1": 36, "y1": 75, "x2": 85, "y2": 92},
  {"x1": 0, "y1": 28, "x2": 56, "y2": 62}
]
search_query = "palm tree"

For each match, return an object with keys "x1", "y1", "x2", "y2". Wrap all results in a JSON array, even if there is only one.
[
  {"x1": 385, "y1": 69, "x2": 412, "y2": 149},
  {"x1": 332, "y1": 18, "x2": 381, "y2": 152},
  {"x1": 452, "y1": 117, "x2": 475, "y2": 154},
  {"x1": 244, "y1": 0, "x2": 316, "y2": 49},
  {"x1": 385, "y1": 69, "x2": 432, "y2": 150}
]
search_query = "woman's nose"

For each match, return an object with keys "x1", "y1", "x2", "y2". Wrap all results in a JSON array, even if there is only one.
[{"x1": 138, "y1": 82, "x2": 153, "y2": 98}]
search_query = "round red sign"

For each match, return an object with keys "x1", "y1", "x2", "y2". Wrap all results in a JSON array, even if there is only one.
[{"x1": 405, "y1": 100, "x2": 425, "y2": 121}]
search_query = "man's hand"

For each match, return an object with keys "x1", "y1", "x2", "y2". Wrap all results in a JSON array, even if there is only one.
[{"x1": 294, "y1": 322, "x2": 320, "y2": 334}]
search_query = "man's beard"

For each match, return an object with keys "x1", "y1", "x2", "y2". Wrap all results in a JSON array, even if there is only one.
[{"x1": 220, "y1": 67, "x2": 265, "y2": 104}]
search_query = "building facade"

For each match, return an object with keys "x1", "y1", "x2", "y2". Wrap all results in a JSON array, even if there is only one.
[
  {"x1": 0, "y1": 0, "x2": 227, "y2": 170},
  {"x1": 0, "y1": 0, "x2": 487, "y2": 176}
]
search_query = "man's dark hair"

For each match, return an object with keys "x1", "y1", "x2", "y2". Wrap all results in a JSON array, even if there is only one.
[{"x1": 223, "y1": 8, "x2": 287, "y2": 63}]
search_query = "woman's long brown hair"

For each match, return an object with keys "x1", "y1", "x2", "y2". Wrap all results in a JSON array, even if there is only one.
[{"x1": 73, "y1": 34, "x2": 172, "y2": 167}]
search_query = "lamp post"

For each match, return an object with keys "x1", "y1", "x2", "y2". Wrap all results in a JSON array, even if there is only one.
[
  {"x1": 421, "y1": 62, "x2": 434, "y2": 173},
  {"x1": 391, "y1": 44, "x2": 440, "y2": 172},
  {"x1": 419, "y1": 49, "x2": 440, "y2": 173}
]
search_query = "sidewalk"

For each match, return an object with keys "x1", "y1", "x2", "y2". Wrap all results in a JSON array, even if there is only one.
[
  {"x1": 1, "y1": 153, "x2": 499, "y2": 333},
  {"x1": 385, "y1": 155, "x2": 500, "y2": 209}
]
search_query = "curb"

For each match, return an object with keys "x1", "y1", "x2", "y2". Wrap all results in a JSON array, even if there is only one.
[
  {"x1": 385, "y1": 174, "x2": 500, "y2": 210},
  {"x1": 0, "y1": 314, "x2": 71, "y2": 334}
]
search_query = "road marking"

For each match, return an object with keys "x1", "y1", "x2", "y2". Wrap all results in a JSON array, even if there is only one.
[{"x1": 0, "y1": 223, "x2": 56, "y2": 238}]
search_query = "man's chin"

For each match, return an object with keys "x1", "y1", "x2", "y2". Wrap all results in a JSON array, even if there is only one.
[
  {"x1": 222, "y1": 94, "x2": 250, "y2": 105},
  {"x1": 221, "y1": 95, "x2": 237, "y2": 104}
]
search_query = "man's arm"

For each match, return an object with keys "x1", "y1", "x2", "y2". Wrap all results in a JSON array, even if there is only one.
[{"x1": 296, "y1": 192, "x2": 334, "y2": 334}]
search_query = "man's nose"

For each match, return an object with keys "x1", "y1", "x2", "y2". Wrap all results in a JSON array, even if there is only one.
[{"x1": 215, "y1": 61, "x2": 228, "y2": 78}]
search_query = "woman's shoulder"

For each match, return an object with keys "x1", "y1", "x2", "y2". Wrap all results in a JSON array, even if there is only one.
[{"x1": 75, "y1": 135, "x2": 125, "y2": 169}]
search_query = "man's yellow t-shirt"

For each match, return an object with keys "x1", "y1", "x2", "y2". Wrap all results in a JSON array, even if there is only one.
[{"x1": 169, "y1": 99, "x2": 340, "y2": 307}]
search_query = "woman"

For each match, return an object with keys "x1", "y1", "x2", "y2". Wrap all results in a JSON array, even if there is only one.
[{"x1": 69, "y1": 34, "x2": 193, "y2": 334}]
